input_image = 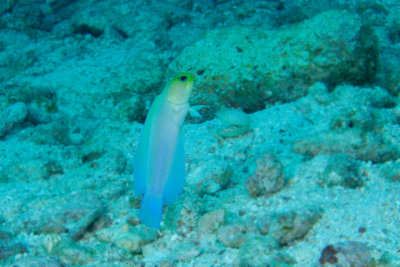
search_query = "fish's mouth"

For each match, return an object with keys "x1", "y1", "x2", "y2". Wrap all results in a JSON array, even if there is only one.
[{"x1": 167, "y1": 82, "x2": 193, "y2": 105}]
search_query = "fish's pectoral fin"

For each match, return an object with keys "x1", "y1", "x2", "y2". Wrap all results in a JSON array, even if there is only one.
[
  {"x1": 163, "y1": 136, "x2": 186, "y2": 205},
  {"x1": 189, "y1": 105, "x2": 208, "y2": 119}
]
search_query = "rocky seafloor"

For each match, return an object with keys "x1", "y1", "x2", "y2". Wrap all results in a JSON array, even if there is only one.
[{"x1": 1, "y1": 0, "x2": 400, "y2": 266}]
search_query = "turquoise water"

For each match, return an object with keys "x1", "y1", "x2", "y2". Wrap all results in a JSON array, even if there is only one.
[{"x1": 0, "y1": 0, "x2": 400, "y2": 266}]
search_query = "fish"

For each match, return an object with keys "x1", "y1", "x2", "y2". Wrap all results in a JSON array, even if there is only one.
[{"x1": 133, "y1": 72, "x2": 204, "y2": 229}]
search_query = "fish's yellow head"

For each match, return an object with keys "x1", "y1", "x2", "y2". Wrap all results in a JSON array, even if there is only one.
[{"x1": 166, "y1": 72, "x2": 195, "y2": 105}]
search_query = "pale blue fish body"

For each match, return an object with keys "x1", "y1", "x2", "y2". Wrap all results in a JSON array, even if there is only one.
[{"x1": 133, "y1": 72, "x2": 199, "y2": 229}]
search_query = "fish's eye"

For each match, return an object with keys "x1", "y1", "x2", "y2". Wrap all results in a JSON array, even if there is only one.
[{"x1": 179, "y1": 75, "x2": 187, "y2": 81}]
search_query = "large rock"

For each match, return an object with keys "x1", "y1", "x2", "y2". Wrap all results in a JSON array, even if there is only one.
[{"x1": 169, "y1": 10, "x2": 378, "y2": 115}]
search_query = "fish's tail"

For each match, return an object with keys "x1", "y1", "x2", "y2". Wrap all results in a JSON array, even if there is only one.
[{"x1": 139, "y1": 194, "x2": 163, "y2": 230}]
